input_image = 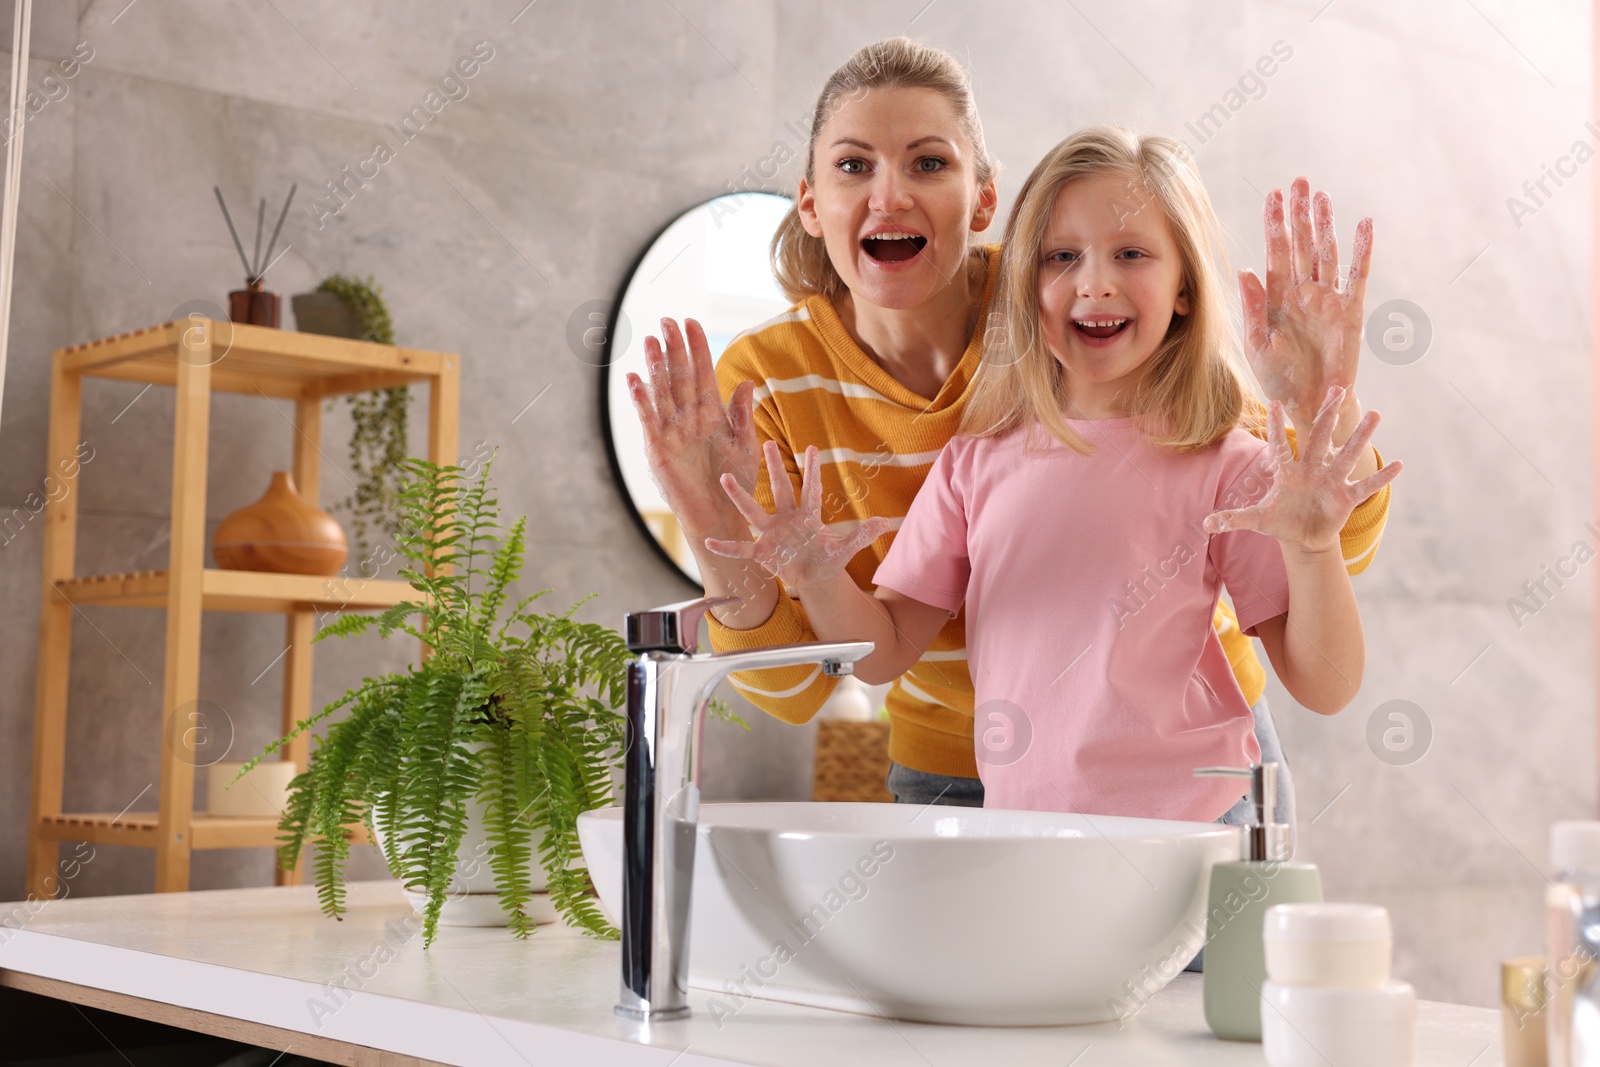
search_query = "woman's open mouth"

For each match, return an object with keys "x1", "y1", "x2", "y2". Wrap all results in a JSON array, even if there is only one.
[
  {"x1": 1073, "y1": 318, "x2": 1130, "y2": 343},
  {"x1": 862, "y1": 231, "x2": 928, "y2": 264}
]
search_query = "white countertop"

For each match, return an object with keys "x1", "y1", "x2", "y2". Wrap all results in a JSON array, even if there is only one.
[{"x1": 0, "y1": 880, "x2": 1504, "y2": 1066}]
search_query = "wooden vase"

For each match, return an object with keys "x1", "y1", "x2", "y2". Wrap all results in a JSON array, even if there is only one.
[{"x1": 212, "y1": 471, "x2": 348, "y2": 576}]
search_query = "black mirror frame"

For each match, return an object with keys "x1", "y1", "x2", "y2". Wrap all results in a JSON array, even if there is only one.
[
  {"x1": 597, "y1": 203, "x2": 702, "y2": 590},
  {"x1": 598, "y1": 191, "x2": 795, "y2": 591}
]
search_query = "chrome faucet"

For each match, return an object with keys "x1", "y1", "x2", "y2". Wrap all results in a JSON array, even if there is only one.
[{"x1": 615, "y1": 595, "x2": 873, "y2": 1021}]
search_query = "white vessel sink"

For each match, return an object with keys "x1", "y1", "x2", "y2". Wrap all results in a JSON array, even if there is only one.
[{"x1": 577, "y1": 801, "x2": 1238, "y2": 1026}]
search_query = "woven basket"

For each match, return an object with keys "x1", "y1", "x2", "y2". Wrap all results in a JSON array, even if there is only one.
[{"x1": 811, "y1": 720, "x2": 893, "y2": 803}]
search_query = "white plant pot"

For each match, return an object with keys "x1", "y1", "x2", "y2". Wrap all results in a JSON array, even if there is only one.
[
  {"x1": 369, "y1": 781, "x2": 553, "y2": 929},
  {"x1": 401, "y1": 887, "x2": 559, "y2": 927}
]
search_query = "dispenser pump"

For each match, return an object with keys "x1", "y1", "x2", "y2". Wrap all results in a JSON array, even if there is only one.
[
  {"x1": 1195, "y1": 761, "x2": 1287, "y2": 862},
  {"x1": 1192, "y1": 759, "x2": 1322, "y2": 1041}
]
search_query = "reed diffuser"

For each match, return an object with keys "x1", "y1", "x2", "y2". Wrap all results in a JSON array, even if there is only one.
[{"x1": 215, "y1": 183, "x2": 295, "y2": 327}]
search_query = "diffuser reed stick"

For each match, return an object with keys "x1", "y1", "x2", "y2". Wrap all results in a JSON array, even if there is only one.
[{"x1": 214, "y1": 183, "x2": 297, "y2": 284}]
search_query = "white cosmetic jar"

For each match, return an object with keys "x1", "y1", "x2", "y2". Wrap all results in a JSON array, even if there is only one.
[
  {"x1": 1261, "y1": 979, "x2": 1416, "y2": 1067},
  {"x1": 1264, "y1": 901, "x2": 1392, "y2": 988}
]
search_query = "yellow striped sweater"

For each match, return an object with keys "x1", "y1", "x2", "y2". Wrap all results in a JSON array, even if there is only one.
[{"x1": 708, "y1": 245, "x2": 1391, "y2": 779}]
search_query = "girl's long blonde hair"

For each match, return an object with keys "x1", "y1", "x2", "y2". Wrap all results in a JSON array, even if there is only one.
[
  {"x1": 961, "y1": 125, "x2": 1257, "y2": 454},
  {"x1": 771, "y1": 37, "x2": 995, "y2": 304}
]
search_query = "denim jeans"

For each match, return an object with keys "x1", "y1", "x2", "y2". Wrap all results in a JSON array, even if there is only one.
[
  {"x1": 884, "y1": 761, "x2": 985, "y2": 807},
  {"x1": 886, "y1": 696, "x2": 1295, "y2": 974}
]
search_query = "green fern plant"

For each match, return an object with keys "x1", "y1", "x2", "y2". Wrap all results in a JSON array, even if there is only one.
[
  {"x1": 318, "y1": 273, "x2": 408, "y2": 561},
  {"x1": 236, "y1": 453, "x2": 628, "y2": 947}
]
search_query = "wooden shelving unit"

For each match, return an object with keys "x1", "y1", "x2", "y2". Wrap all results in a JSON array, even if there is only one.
[{"x1": 25, "y1": 318, "x2": 460, "y2": 897}]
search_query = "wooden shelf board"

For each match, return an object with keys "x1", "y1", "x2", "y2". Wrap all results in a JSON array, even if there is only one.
[
  {"x1": 36, "y1": 812, "x2": 370, "y2": 850},
  {"x1": 52, "y1": 569, "x2": 417, "y2": 613},
  {"x1": 79, "y1": 360, "x2": 311, "y2": 399},
  {"x1": 57, "y1": 321, "x2": 455, "y2": 398},
  {"x1": 36, "y1": 811, "x2": 160, "y2": 846}
]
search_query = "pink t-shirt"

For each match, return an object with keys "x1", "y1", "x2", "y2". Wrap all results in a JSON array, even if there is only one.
[{"x1": 872, "y1": 418, "x2": 1290, "y2": 822}]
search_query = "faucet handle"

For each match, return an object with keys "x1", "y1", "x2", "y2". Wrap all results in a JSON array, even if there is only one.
[{"x1": 625, "y1": 596, "x2": 738, "y2": 653}]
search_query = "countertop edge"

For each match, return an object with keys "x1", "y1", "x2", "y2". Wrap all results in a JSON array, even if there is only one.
[{"x1": 0, "y1": 926, "x2": 744, "y2": 1067}]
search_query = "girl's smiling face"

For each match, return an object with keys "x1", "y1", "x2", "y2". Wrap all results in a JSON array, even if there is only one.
[
  {"x1": 1037, "y1": 172, "x2": 1192, "y2": 416},
  {"x1": 799, "y1": 86, "x2": 997, "y2": 311}
]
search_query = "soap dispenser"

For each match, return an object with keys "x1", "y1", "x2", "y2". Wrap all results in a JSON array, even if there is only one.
[{"x1": 1194, "y1": 761, "x2": 1324, "y2": 1041}]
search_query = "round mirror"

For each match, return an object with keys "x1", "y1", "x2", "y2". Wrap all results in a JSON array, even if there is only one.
[{"x1": 601, "y1": 192, "x2": 794, "y2": 586}]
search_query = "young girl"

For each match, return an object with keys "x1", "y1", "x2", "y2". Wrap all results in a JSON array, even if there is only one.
[{"x1": 703, "y1": 126, "x2": 1402, "y2": 821}]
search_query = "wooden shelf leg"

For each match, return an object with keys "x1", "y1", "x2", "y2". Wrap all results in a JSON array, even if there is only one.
[
  {"x1": 276, "y1": 610, "x2": 313, "y2": 887},
  {"x1": 155, "y1": 333, "x2": 212, "y2": 892},
  {"x1": 273, "y1": 392, "x2": 323, "y2": 886},
  {"x1": 26, "y1": 361, "x2": 83, "y2": 901},
  {"x1": 426, "y1": 355, "x2": 460, "y2": 474},
  {"x1": 422, "y1": 357, "x2": 460, "y2": 659},
  {"x1": 27, "y1": 598, "x2": 71, "y2": 900}
]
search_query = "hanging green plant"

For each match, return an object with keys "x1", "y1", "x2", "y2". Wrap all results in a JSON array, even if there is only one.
[{"x1": 318, "y1": 273, "x2": 407, "y2": 561}]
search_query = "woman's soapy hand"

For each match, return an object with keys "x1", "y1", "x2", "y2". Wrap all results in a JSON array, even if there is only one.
[
  {"x1": 1204, "y1": 386, "x2": 1402, "y2": 554},
  {"x1": 703, "y1": 441, "x2": 892, "y2": 591},
  {"x1": 625, "y1": 317, "x2": 759, "y2": 538},
  {"x1": 1239, "y1": 178, "x2": 1372, "y2": 439}
]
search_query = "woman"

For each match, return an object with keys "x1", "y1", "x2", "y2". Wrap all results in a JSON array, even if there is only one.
[{"x1": 625, "y1": 38, "x2": 1389, "y2": 828}]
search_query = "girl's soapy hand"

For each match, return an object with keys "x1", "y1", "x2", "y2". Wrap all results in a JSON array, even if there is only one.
[
  {"x1": 1239, "y1": 179, "x2": 1372, "y2": 438},
  {"x1": 1203, "y1": 386, "x2": 1402, "y2": 553},
  {"x1": 703, "y1": 441, "x2": 892, "y2": 591},
  {"x1": 625, "y1": 317, "x2": 759, "y2": 538}
]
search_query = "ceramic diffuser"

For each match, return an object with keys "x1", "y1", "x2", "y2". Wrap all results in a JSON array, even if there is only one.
[{"x1": 212, "y1": 471, "x2": 348, "y2": 576}]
